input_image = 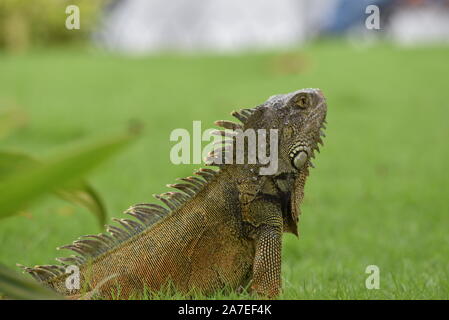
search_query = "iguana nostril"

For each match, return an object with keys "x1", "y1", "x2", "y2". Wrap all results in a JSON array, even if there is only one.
[{"x1": 293, "y1": 151, "x2": 308, "y2": 169}]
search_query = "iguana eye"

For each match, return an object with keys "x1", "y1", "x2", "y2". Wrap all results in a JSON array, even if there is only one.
[{"x1": 294, "y1": 94, "x2": 309, "y2": 109}]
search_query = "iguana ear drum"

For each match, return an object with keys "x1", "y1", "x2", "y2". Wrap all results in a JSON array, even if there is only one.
[
  {"x1": 293, "y1": 151, "x2": 308, "y2": 169},
  {"x1": 289, "y1": 144, "x2": 309, "y2": 169}
]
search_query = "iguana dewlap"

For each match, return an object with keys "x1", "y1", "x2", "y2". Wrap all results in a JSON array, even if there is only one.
[{"x1": 19, "y1": 88, "x2": 327, "y2": 299}]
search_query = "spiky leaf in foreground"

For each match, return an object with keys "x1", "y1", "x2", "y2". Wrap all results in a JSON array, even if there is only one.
[
  {"x1": 0, "y1": 129, "x2": 139, "y2": 220},
  {"x1": 0, "y1": 151, "x2": 107, "y2": 225}
]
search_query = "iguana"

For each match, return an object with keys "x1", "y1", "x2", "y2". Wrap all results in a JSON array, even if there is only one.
[{"x1": 18, "y1": 88, "x2": 327, "y2": 299}]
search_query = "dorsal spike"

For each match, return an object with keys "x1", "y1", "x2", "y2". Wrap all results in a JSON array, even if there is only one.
[
  {"x1": 72, "y1": 240, "x2": 99, "y2": 254},
  {"x1": 200, "y1": 168, "x2": 218, "y2": 175},
  {"x1": 176, "y1": 179, "x2": 199, "y2": 191},
  {"x1": 74, "y1": 239, "x2": 103, "y2": 249},
  {"x1": 55, "y1": 255, "x2": 83, "y2": 266},
  {"x1": 231, "y1": 108, "x2": 255, "y2": 123},
  {"x1": 214, "y1": 120, "x2": 242, "y2": 130},
  {"x1": 240, "y1": 109, "x2": 254, "y2": 117},
  {"x1": 168, "y1": 183, "x2": 196, "y2": 197},
  {"x1": 211, "y1": 130, "x2": 238, "y2": 138},
  {"x1": 120, "y1": 218, "x2": 144, "y2": 231},
  {"x1": 194, "y1": 171, "x2": 212, "y2": 181},
  {"x1": 153, "y1": 194, "x2": 176, "y2": 211},
  {"x1": 204, "y1": 156, "x2": 224, "y2": 167},
  {"x1": 181, "y1": 177, "x2": 204, "y2": 189},
  {"x1": 106, "y1": 225, "x2": 129, "y2": 241},
  {"x1": 165, "y1": 192, "x2": 185, "y2": 206},
  {"x1": 80, "y1": 234, "x2": 114, "y2": 247},
  {"x1": 30, "y1": 266, "x2": 59, "y2": 278},
  {"x1": 126, "y1": 208, "x2": 152, "y2": 224},
  {"x1": 112, "y1": 218, "x2": 141, "y2": 234},
  {"x1": 135, "y1": 203, "x2": 169, "y2": 214},
  {"x1": 35, "y1": 265, "x2": 64, "y2": 277},
  {"x1": 231, "y1": 111, "x2": 248, "y2": 123},
  {"x1": 57, "y1": 245, "x2": 85, "y2": 256},
  {"x1": 132, "y1": 206, "x2": 166, "y2": 218}
]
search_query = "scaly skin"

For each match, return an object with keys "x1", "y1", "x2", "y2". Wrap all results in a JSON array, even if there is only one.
[{"x1": 19, "y1": 88, "x2": 327, "y2": 299}]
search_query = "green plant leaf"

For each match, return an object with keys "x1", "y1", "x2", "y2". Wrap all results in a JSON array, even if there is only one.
[
  {"x1": 55, "y1": 181, "x2": 106, "y2": 226},
  {"x1": 0, "y1": 263, "x2": 62, "y2": 300},
  {"x1": 0, "y1": 151, "x2": 39, "y2": 177},
  {"x1": 0, "y1": 130, "x2": 139, "y2": 220},
  {"x1": 0, "y1": 107, "x2": 27, "y2": 140},
  {"x1": 0, "y1": 151, "x2": 107, "y2": 225}
]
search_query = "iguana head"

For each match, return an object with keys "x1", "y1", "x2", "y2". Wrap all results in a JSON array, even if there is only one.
[
  {"x1": 214, "y1": 88, "x2": 327, "y2": 235},
  {"x1": 242, "y1": 88, "x2": 327, "y2": 175},
  {"x1": 272, "y1": 88, "x2": 327, "y2": 174},
  {"x1": 239, "y1": 88, "x2": 327, "y2": 234}
]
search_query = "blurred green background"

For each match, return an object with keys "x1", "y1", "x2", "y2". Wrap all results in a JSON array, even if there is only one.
[
  {"x1": 0, "y1": 0, "x2": 104, "y2": 53},
  {"x1": 0, "y1": 1, "x2": 448, "y2": 299}
]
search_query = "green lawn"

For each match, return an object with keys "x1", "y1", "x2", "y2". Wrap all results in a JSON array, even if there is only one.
[{"x1": 0, "y1": 42, "x2": 448, "y2": 299}]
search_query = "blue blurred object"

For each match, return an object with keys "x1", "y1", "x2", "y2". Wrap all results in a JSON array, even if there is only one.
[{"x1": 323, "y1": 0, "x2": 393, "y2": 34}]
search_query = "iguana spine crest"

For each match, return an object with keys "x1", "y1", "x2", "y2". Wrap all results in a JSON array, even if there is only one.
[{"x1": 18, "y1": 111, "x2": 254, "y2": 283}]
